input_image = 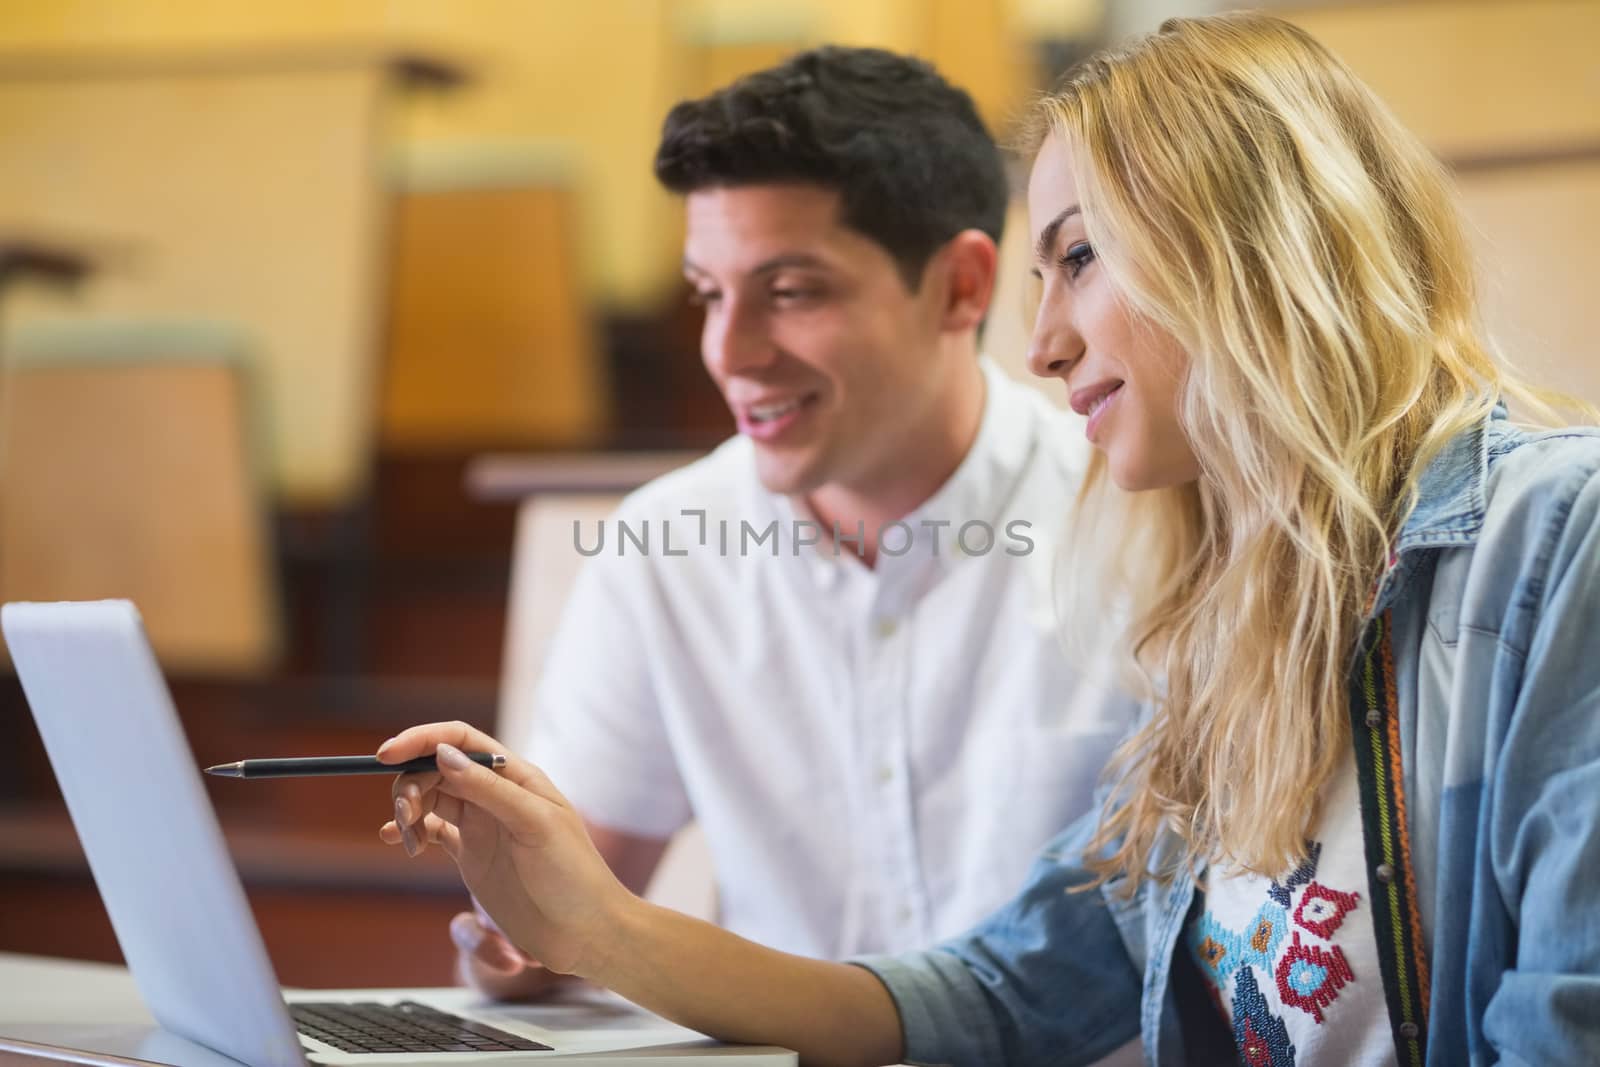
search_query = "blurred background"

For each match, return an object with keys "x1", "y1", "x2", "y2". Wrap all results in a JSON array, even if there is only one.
[{"x1": 0, "y1": 0, "x2": 1594, "y2": 988}]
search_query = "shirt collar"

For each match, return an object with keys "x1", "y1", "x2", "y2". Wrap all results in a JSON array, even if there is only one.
[
  {"x1": 778, "y1": 358, "x2": 1042, "y2": 584},
  {"x1": 1370, "y1": 400, "x2": 1503, "y2": 614},
  {"x1": 898, "y1": 357, "x2": 1037, "y2": 546}
]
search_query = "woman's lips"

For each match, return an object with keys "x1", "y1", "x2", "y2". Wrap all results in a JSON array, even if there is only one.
[{"x1": 1084, "y1": 382, "x2": 1123, "y2": 442}]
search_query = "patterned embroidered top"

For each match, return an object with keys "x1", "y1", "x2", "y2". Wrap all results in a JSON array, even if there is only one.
[{"x1": 1186, "y1": 748, "x2": 1397, "y2": 1066}]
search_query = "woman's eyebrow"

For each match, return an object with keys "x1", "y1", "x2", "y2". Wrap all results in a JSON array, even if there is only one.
[{"x1": 1033, "y1": 205, "x2": 1082, "y2": 263}]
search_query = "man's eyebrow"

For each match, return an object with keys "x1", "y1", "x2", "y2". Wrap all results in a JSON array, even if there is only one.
[
  {"x1": 751, "y1": 253, "x2": 830, "y2": 274},
  {"x1": 1032, "y1": 205, "x2": 1082, "y2": 263},
  {"x1": 681, "y1": 253, "x2": 831, "y2": 279}
]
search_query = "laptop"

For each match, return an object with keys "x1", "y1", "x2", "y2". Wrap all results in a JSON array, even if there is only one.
[{"x1": 3, "y1": 600, "x2": 794, "y2": 1066}]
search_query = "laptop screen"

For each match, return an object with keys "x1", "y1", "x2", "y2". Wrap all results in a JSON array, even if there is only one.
[{"x1": 5, "y1": 600, "x2": 307, "y2": 1067}]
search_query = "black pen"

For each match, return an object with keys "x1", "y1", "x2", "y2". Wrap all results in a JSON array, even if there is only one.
[{"x1": 204, "y1": 753, "x2": 506, "y2": 779}]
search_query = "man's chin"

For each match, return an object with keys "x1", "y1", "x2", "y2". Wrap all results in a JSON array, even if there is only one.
[{"x1": 751, "y1": 452, "x2": 823, "y2": 498}]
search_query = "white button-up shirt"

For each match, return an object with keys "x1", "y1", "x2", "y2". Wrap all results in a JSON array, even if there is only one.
[{"x1": 525, "y1": 360, "x2": 1137, "y2": 958}]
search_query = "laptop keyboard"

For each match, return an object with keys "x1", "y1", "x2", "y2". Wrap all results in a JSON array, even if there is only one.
[{"x1": 291, "y1": 1000, "x2": 553, "y2": 1054}]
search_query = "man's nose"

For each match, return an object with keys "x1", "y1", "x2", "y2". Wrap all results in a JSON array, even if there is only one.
[{"x1": 703, "y1": 301, "x2": 777, "y2": 377}]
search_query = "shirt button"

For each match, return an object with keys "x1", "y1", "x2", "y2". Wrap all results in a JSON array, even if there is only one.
[
  {"x1": 1365, "y1": 708, "x2": 1382, "y2": 729},
  {"x1": 897, "y1": 906, "x2": 913, "y2": 924},
  {"x1": 1398, "y1": 1022, "x2": 1420, "y2": 1040},
  {"x1": 875, "y1": 618, "x2": 898, "y2": 639},
  {"x1": 876, "y1": 765, "x2": 895, "y2": 786},
  {"x1": 1375, "y1": 863, "x2": 1396, "y2": 885}
]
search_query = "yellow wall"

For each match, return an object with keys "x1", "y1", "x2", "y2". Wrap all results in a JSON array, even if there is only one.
[
  {"x1": 389, "y1": 1, "x2": 683, "y2": 310},
  {"x1": 1289, "y1": 0, "x2": 1600, "y2": 404},
  {"x1": 0, "y1": 0, "x2": 683, "y2": 310},
  {"x1": 1291, "y1": 0, "x2": 1600, "y2": 159},
  {"x1": 0, "y1": 0, "x2": 1052, "y2": 310},
  {"x1": 0, "y1": 0, "x2": 390, "y2": 47},
  {"x1": 0, "y1": 64, "x2": 391, "y2": 505}
]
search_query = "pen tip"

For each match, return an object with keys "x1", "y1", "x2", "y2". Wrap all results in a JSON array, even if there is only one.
[{"x1": 204, "y1": 762, "x2": 244, "y2": 777}]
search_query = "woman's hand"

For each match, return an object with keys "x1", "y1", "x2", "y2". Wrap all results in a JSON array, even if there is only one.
[
  {"x1": 377, "y1": 721, "x2": 633, "y2": 980},
  {"x1": 378, "y1": 721, "x2": 905, "y2": 1067}
]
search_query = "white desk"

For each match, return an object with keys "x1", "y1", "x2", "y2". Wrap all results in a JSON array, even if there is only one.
[{"x1": 0, "y1": 952, "x2": 796, "y2": 1066}]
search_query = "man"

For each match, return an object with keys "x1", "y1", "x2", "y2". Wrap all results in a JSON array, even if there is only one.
[{"x1": 451, "y1": 45, "x2": 1134, "y2": 994}]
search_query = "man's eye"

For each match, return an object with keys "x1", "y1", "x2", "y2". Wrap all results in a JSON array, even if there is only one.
[
  {"x1": 1058, "y1": 242, "x2": 1096, "y2": 280},
  {"x1": 771, "y1": 287, "x2": 819, "y2": 305},
  {"x1": 687, "y1": 289, "x2": 720, "y2": 307}
]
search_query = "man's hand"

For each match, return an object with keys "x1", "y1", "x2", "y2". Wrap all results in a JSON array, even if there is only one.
[{"x1": 450, "y1": 908, "x2": 567, "y2": 1000}]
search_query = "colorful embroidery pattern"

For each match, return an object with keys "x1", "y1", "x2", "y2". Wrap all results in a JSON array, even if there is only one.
[
  {"x1": 1294, "y1": 882, "x2": 1360, "y2": 939},
  {"x1": 1231, "y1": 966, "x2": 1297, "y2": 1067},
  {"x1": 1268, "y1": 843, "x2": 1321, "y2": 908},
  {"x1": 1275, "y1": 931, "x2": 1355, "y2": 1023},
  {"x1": 1190, "y1": 902, "x2": 1287, "y2": 983},
  {"x1": 1189, "y1": 834, "x2": 1368, "y2": 1064}
]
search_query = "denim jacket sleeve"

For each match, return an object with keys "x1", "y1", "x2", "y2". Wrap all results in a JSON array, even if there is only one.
[
  {"x1": 1477, "y1": 456, "x2": 1600, "y2": 1064},
  {"x1": 854, "y1": 809, "x2": 1143, "y2": 1067}
]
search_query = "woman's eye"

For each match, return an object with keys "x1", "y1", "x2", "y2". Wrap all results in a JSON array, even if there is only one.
[{"x1": 1058, "y1": 242, "x2": 1096, "y2": 280}]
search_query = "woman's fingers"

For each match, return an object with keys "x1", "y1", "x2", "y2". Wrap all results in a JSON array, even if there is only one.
[
  {"x1": 391, "y1": 771, "x2": 437, "y2": 815},
  {"x1": 419, "y1": 811, "x2": 463, "y2": 860},
  {"x1": 379, "y1": 722, "x2": 570, "y2": 810},
  {"x1": 388, "y1": 787, "x2": 467, "y2": 857},
  {"x1": 377, "y1": 721, "x2": 506, "y2": 765},
  {"x1": 501, "y1": 757, "x2": 570, "y2": 808},
  {"x1": 382, "y1": 812, "x2": 463, "y2": 860},
  {"x1": 379, "y1": 734, "x2": 572, "y2": 870},
  {"x1": 431, "y1": 742, "x2": 560, "y2": 834}
]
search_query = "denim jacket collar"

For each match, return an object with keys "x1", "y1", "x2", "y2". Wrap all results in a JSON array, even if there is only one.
[{"x1": 1370, "y1": 402, "x2": 1501, "y2": 615}]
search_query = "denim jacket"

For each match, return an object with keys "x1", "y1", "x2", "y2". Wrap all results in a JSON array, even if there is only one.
[{"x1": 858, "y1": 409, "x2": 1600, "y2": 1066}]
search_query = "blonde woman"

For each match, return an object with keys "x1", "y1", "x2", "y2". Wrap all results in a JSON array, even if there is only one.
[{"x1": 381, "y1": 14, "x2": 1600, "y2": 1065}]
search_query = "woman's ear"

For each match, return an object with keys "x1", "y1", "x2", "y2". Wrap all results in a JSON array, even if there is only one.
[{"x1": 936, "y1": 229, "x2": 999, "y2": 334}]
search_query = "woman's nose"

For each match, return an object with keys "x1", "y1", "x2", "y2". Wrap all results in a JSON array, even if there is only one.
[{"x1": 1026, "y1": 304, "x2": 1080, "y2": 381}]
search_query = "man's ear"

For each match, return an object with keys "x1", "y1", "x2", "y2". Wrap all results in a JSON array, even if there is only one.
[{"x1": 935, "y1": 229, "x2": 999, "y2": 334}]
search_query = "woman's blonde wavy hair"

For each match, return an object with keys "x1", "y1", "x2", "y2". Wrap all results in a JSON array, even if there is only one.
[{"x1": 1026, "y1": 12, "x2": 1584, "y2": 889}]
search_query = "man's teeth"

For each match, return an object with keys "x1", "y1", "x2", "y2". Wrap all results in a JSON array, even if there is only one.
[{"x1": 750, "y1": 398, "x2": 805, "y2": 422}]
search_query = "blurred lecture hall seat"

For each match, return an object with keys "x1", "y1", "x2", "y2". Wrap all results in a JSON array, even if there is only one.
[
  {"x1": 0, "y1": 42, "x2": 489, "y2": 988},
  {"x1": 0, "y1": 236, "x2": 92, "y2": 297},
  {"x1": 0, "y1": 41, "x2": 472, "y2": 677},
  {"x1": 675, "y1": 0, "x2": 1026, "y2": 130},
  {"x1": 0, "y1": 320, "x2": 469, "y2": 987},
  {"x1": 677, "y1": 6, "x2": 811, "y2": 100},
  {"x1": 379, "y1": 140, "x2": 611, "y2": 454},
  {"x1": 0, "y1": 318, "x2": 281, "y2": 677},
  {"x1": 0, "y1": 41, "x2": 466, "y2": 510},
  {"x1": 369, "y1": 137, "x2": 622, "y2": 685},
  {"x1": 466, "y1": 450, "x2": 715, "y2": 925},
  {"x1": 0, "y1": 316, "x2": 470, "y2": 980}
]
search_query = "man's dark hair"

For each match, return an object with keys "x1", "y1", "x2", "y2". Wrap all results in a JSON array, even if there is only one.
[{"x1": 654, "y1": 46, "x2": 1007, "y2": 290}]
